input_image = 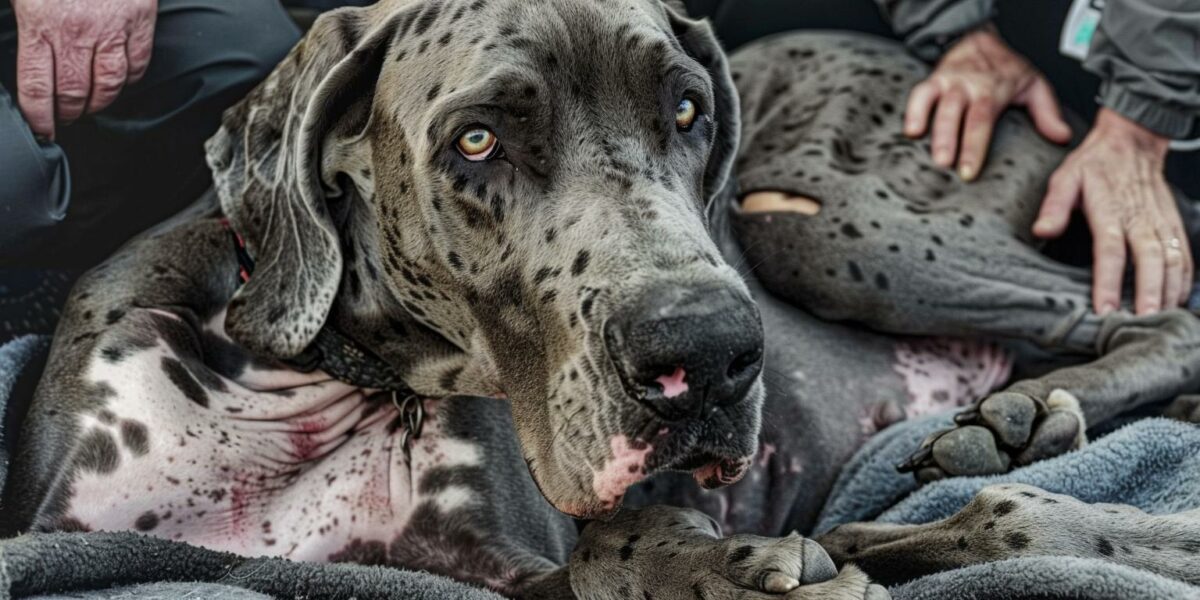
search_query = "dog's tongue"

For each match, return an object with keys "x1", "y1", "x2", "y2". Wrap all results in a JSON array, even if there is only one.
[{"x1": 693, "y1": 456, "x2": 751, "y2": 489}]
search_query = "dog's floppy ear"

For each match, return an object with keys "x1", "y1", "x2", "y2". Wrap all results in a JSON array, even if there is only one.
[
  {"x1": 205, "y1": 7, "x2": 395, "y2": 358},
  {"x1": 664, "y1": 4, "x2": 740, "y2": 205}
]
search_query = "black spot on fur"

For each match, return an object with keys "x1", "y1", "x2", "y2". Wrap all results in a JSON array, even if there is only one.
[
  {"x1": 135, "y1": 511, "x2": 159, "y2": 531},
  {"x1": 571, "y1": 251, "x2": 591, "y2": 277},
  {"x1": 840, "y1": 223, "x2": 862, "y2": 239},
  {"x1": 413, "y1": 4, "x2": 440, "y2": 35},
  {"x1": 439, "y1": 366, "x2": 463, "y2": 391},
  {"x1": 619, "y1": 544, "x2": 634, "y2": 561},
  {"x1": 1004, "y1": 532, "x2": 1030, "y2": 550},
  {"x1": 993, "y1": 500, "x2": 1017, "y2": 516},
  {"x1": 162, "y1": 357, "x2": 209, "y2": 408},
  {"x1": 848, "y1": 261, "x2": 864, "y2": 282},
  {"x1": 104, "y1": 309, "x2": 125, "y2": 325},
  {"x1": 728, "y1": 544, "x2": 754, "y2": 564},
  {"x1": 120, "y1": 420, "x2": 150, "y2": 456},
  {"x1": 874, "y1": 273, "x2": 889, "y2": 290},
  {"x1": 957, "y1": 536, "x2": 968, "y2": 550},
  {"x1": 76, "y1": 429, "x2": 120, "y2": 474},
  {"x1": 1096, "y1": 537, "x2": 1114, "y2": 556}
]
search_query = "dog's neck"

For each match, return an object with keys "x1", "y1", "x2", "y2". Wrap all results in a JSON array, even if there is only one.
[{"x1": 319, "y1": 217, "x2": 505, "y2": 399}]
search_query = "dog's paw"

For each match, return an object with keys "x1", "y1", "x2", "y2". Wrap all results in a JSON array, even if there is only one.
[
  {"x1": 1166, "y1": 394, "x2": 1200, "y2": 423},
  {"x1": 569, "y1": 505, "x2": 888, "y2": 599},
  {"x1": 898, "y1": 389, "x2": 1086, "y2": 483}
]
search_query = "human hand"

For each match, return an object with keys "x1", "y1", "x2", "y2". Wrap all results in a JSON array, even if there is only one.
[
  {"x1": 1033, "y1": 108, "x2": 1190, "y2": 316},
  {"x1": 12, "y1": 0, "x2": 157, "y2": 139},
  {"x1": 904, "y1": 25, "x2": 1072, "y2": 181}
]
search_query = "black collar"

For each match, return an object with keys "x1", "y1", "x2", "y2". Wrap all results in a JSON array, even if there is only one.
[{"x1": 223, "y1": 220, "x2": 416, "y2": 396}]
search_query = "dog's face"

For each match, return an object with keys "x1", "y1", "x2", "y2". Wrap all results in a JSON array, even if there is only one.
[{"x1": 207, "y1": 0, "x2": 763, "y2": 518}]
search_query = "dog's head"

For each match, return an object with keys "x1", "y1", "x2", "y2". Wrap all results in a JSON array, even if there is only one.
[{"x1": 206, "y1": 0, "x2": 762, "y2": 518}]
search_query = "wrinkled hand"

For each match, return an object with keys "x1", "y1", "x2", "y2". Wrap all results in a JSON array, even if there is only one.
[
  {"x1": 1033, "y1": 108, "x2": 1190, "y2": 315},
  {"x1": 904, "y1": 25, "x2": 1072, "y2": 181},
  {"x1": 13, "y1": 0, "x2": 157, "y2": 139}
]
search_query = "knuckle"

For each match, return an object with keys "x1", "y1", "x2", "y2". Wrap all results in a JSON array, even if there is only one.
[
  {"x1": 1098, "y1": 226, "x2": 1124, "y2": 243},
  {"x1": 20, "y1": 81, "x2": 53, "y2": 100},
  {"x1": 1165, "y1": 250, "x2": 1184, "y2": 268}
]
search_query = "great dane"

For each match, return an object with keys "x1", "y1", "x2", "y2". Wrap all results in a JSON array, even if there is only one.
[{"x1": 4, "y1": 1, "x2": 1200, "y2": 598}]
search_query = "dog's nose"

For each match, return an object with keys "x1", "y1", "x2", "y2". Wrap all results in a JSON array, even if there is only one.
[{"x1": 604, "y1": 285, "x2": 764, "y2": 420}]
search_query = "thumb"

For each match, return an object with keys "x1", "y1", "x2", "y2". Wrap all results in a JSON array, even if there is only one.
[
  {"x1": 1033, "y1": 168, "x2": 1081, "y2": 239},
  {"x1": 1020, "y1": 78, "x2": 1072, "y2": 144}
]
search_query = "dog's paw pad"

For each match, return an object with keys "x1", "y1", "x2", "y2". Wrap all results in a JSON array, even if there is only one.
[
  {"x1": 900, "y1": 389, "x2": 1086, "y2": 482},
  {"x1": 974, "y1": 392, "x2": 1037, "y2": 447},
  {"x1": 931, "y1": 425, "x2": 1010, "y2": 476}
]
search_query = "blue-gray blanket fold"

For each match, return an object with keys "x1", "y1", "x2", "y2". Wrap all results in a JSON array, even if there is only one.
[{"x1": 817, "y1": 413, "x2": 1200, "y2": 600}]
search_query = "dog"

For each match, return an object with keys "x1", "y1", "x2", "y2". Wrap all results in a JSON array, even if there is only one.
[{"x1": 4, "y1": 1, "x2": 1199, "y2": 598}]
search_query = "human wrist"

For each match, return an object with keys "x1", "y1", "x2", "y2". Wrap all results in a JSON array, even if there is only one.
[{"x1": 1091, "y1": 108, "x2": 1170, "y2": 159}]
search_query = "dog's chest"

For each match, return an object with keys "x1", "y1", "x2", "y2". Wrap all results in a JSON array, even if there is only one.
[{"x1": 55, "y1": 309, "x2": 483, "y2": 562}]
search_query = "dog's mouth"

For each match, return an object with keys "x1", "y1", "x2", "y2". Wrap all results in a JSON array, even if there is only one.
[{"x1": 542, "y1": 405, "x2": 758, "y2": 519}]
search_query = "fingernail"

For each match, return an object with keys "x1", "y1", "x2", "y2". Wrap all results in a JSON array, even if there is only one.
[
  {"x1": 959, "y1": 164, "x2": 976, "y2": 181},
  {"x1": 1032, "y1": 219, "x2": 1049, "y2": 233},
  {"x1": 934, "y1": 151, "x2": 950, "y2": 165}
]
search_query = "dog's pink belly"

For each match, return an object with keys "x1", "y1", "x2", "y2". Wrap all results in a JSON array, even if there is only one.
[
  {"x1": 61, "y1": 310, "x2": 481, "y2": 563},
  {"x1": 862, "y1": 337, "x2": 1014, "y2": 435}
]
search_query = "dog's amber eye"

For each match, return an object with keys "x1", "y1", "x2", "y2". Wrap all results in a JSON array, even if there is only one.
[
  {"x1": 675, "y1": 97, "x2": 698, "y2": 131},
  {"x1": 457, "y1": 127, "x2": 499, "y2": 161}
]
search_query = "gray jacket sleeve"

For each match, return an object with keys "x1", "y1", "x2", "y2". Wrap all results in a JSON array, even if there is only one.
[
  {"x1": 1084, "y1": 0, "x2": 1200, "y2": 139},
  {"x1": 875, "y1": 0, "x2": 996, "y2": 62}
]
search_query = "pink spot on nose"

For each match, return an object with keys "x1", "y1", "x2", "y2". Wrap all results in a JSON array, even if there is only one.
[{"x1": 656, "y1": 367, "x2": 689, "y2": 399}]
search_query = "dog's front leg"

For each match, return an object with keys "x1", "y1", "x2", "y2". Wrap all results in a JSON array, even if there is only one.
[{"x1": 517, "y1": 505, "x2": 889, "y2": 600}]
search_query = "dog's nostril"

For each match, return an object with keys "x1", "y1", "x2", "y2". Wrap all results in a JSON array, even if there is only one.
[{"x1": 727, "y1": 348, "x2": 763, "y2": 380}]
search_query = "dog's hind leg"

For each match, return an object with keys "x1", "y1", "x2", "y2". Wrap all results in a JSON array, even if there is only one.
[{"x1": 816, "y1": 483, "x2": 1200, "y2": 586}]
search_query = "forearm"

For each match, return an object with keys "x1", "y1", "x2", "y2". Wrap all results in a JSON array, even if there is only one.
[{"x1": 1084, "y1": 0, "x2": 1200, "y2": 139}]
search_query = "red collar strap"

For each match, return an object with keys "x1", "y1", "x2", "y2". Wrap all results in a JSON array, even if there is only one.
[{"x1": 220, "y1": 218, "x2": 256, "y2": 285}]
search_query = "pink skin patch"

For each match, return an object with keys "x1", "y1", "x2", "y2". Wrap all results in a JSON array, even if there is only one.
[
  {"x1": 591, "y1": 435, "x2": 653, "y2": 509},
  {"x1": 862, "y1": 337, "x2": 1013, "y2": 435},
  {"x1": 656, "y1": 367, "x2": 689, "y2": 399}
]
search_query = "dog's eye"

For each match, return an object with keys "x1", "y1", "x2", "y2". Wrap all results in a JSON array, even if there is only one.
[
  {"x1": 457, "y1": 127, "x2": 499, "y2": 161},
  {"x1": 675, "y1": 97, "x2": 698, "y2": 131}
]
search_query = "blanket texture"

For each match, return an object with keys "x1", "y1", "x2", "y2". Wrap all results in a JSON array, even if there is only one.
[
  {"x1": 817, "y1": 414, "x2": 1200, "y2": 600},
  {"x1": 0, "y1": 531, "x2": 504, "y2": 600}
]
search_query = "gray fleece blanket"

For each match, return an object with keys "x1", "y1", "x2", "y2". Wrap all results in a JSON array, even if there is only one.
[{"x1": 816, "y1": 413, "x2": 1200, "y2": 600}]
